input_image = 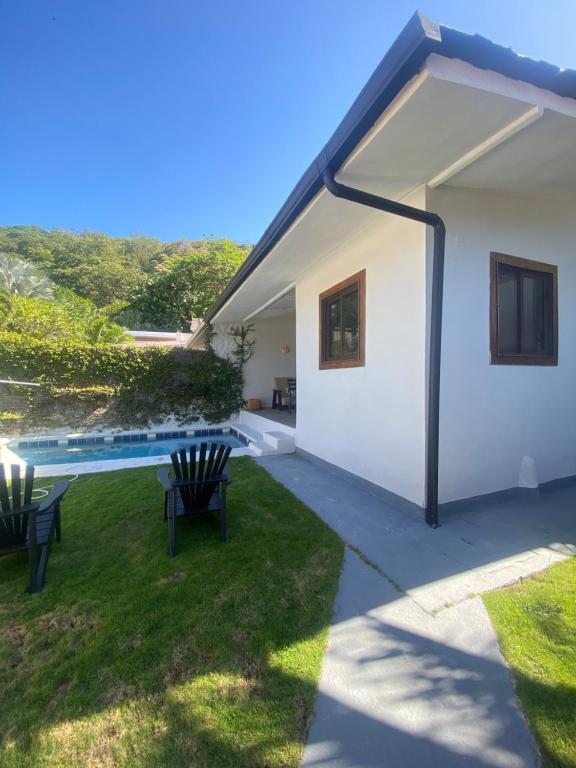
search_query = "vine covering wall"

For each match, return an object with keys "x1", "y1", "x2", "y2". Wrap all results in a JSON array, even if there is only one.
[{"x1": 0, "y1": 331, "x2": 244, "y2": 434}]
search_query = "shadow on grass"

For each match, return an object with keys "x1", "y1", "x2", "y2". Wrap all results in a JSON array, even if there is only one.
[
  {"x1": 0, "y1": 458, "x2": 341, "y2": 767},
  {"x1": 510, "y1": 674, "x2": 576, "y2": 768}
]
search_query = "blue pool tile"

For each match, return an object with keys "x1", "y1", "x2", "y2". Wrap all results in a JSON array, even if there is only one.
[
  {"x1": 179, "y1": 431, "x2": 186, "y2": 437},
  {"x1": 86, "y1": 438, "x2": 95, "y2": 445},
  {"x1": 95, "y1": 437, "x2": 104, "y2": 444},
  {"x1": 113, "y1": 436, "x2": 122, "y2": 443},
  {"x1": 49, "y1": 440, "x2": 58, "y2": 447},
  {"x1": 18, "y1": 441, "x2": 29, "y2": 449},
  {"x1": 68, "y1": 439, "x2": 77, "y2": 446},
  {"x1": 78, "y1": 438, "x2": 87, "y2": 446}
]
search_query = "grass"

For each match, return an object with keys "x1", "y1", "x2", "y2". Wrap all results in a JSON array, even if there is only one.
[
  {"x1": 0, "y1": 458, "x2": 343, "y2": 767},
  {"x1": 483, "y1": 557, "x2": 576, "y2": 768}
]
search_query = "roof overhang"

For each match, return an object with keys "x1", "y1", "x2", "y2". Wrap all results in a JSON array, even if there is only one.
[{"x1": 198, "y1": 13, "x2": 576, "y2": 330}]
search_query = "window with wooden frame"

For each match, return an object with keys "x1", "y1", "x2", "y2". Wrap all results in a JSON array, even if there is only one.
[
  {"x1": 490, "y1": 252, "x2": 558, "y2": 366},
  {"x1": 319, "y1": 269, "x2": 365, "y2": 369}
]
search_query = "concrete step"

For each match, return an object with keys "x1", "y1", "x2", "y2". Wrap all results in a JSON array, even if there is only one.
[
  {"x1": 230, "y1": 422, "x2": 294, "y2": 456},
  {"x1": 262, "y1": 431, "x2": 295, "y2": 453},
  {"x1": 249, "y1": 440, "x2": 276, "y2": 457},
  {"x1": 230, "y1": 423, "x2": 261, "y2": 444}
]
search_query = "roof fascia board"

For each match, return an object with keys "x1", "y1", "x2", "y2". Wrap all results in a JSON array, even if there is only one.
[
  {"x1": 206, "y1": 16, "x2": 576, "y2": 324},
  {"x1": 426, "y1": 52, "x2": 576, "y2": 117},
  {"x1": 206, "y1": 11, "x2": 437, "y2": 323}
]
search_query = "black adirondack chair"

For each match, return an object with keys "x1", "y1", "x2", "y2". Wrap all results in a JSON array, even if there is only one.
[
  {"x1": 0, "y1": 464, "x2": 69, "y2": 593},
  {"x1": 157, "y1": 441, "x2": 232, "y2": 557}
]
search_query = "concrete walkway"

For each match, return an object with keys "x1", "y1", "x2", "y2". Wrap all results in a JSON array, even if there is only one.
[{"x1": 257, "y1": 454, "x2": 576, "y2": 768}]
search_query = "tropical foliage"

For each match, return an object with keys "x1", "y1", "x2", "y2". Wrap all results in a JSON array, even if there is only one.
[
  {"x1": 0, "y1": 289, "x2": 11, "y2": 320},
  {"x1": 0, "y1": 331, "x2": 245, "y2": 428},
  {"x1": 2, "y1": 288, "x2": 131, "y2": 344},
  {"x1": 0, "y1": 252, "x2": 54, "y2": 298},
  {"x1": 0, "y1": 228, "x2": 160, "y2": 305},
  {"x1": 0, "y1": 227, "x2": 250, "y2": 329},
  {"x1": 124, "y1": 238, "x2": 250, "y2": 330},
  {"x1": 0, "y1": 227, "x2": 250, "y2": 430}
]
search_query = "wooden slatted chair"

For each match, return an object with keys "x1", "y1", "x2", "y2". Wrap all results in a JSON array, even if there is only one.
[
  {"x1": 0, "y1": 464, "x2": 69, "y2": 593},
  {"x1": 157, "y1": 442, "x2": 232, "y2": 557}
]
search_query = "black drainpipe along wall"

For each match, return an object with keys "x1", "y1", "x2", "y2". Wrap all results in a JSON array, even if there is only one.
[{"x1": 322, "y1": 169, "x2": 446, "y2": 528}]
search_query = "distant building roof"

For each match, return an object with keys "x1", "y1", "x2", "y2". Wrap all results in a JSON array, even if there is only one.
[{"x1": 126, "y1": 330, "x2": 192, "y2": 347}]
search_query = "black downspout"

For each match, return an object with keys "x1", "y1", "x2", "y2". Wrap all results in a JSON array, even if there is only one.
[{"x1": 322, "y1": 170, "x2": 445, "y2": 528}]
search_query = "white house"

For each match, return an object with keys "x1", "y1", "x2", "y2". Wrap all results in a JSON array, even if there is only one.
[{"x1": 190, "y1": 13, "x2": 576, "y2": 526}]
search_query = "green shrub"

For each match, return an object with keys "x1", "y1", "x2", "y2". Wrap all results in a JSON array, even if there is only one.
[{"x1": 0, "y1": 332, "x2": 244, "y2": 428}]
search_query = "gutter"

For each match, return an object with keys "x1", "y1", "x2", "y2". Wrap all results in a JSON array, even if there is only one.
[
  {"x1": 204, "y1": 12, "x2": 440, "y2": 324},
  {"x1": 204, "y1": 13, "x2": 576, "y2": 327},
  {"x1": 321, "y1": 169, "x2": 445, "y2": 528}
]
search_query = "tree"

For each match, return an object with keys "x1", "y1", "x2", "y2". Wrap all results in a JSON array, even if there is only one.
[
  {"x1": 0, "y1": 253, "x2": 53, "y2": 298},
  {"x1": 131, "y1": 239, "x2": 250, "y2": 330},
  {"x1": 0, "y1": 289, "x2": 11, "y2": 320},
  {"x1": 0, "y1": 227, "x2": 163, "y2": 306},
  {"x1": 2, "y1": 288, "x2": 131, "y2": 344},
  {"x1": 0, "y1": 227, "x2": 252, "y2": 328}
]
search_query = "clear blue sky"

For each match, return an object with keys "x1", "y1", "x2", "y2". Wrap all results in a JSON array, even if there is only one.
[{"x1": 1, "y1": 0, "x2": 575, "y2": 244}]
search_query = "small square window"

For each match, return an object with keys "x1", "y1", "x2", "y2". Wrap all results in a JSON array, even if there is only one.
[
  {"x1": 490, "y1": 252, "x2": 557, "y2": 366},
  {"x1": 319, "y1": 270, "x2": 365, "y2": 369}
]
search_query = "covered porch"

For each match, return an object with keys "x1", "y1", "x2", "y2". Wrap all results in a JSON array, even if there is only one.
[
  {"x1": 253, "y1": 408, "x2": 296, "y2": 429},
  {"x1": 207, "y1": 287, "x2": 297, "y2": 426}
]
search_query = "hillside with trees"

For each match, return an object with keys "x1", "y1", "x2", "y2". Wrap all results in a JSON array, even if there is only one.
[
  {"x1": 0, "y1": 227, "x2": 250, "y2": 432},
  {"x1": 0, "y1": 226, "x2": 250, "y2": 331}
]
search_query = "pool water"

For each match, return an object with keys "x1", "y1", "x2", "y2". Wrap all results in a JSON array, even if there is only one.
[{"x1": 13, "y1": 435, "x2": 245, "y2": 466}]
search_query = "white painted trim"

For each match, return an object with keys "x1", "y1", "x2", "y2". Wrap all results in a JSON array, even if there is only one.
[
  {"x1": 188, "y1": 320, "x2": 206, "y2": 346},
  {"x1": 242, "y1": 283, "x2": 295, "y2": 322},
  {"x1": 340, "y1": 70, "x2": 430, "y2": 173},
  {"x1": 209, "y1": 192, "x2": 326, "y2": 323},
  {"x1": 428, "y1": 105, "x2": 544, "y2": 188},
  {"x1": 425, "y1": 53, "x2": 576, "y2": 117}
]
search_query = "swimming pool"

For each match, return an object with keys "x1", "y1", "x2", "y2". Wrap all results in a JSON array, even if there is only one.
[{"x1": 12, "y1": 434, "x2": 246, "y2": 466}]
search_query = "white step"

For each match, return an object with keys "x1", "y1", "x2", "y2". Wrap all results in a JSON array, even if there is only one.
[
  {"x1": 230, "y1": 422, "x2": 295, "y2": 456},
  {"x1": 262, "y1": 431, "x2": 295, "y2": 453},
  {"x1": 248, "y1": 440, "x2": 276, "y2": 457}
]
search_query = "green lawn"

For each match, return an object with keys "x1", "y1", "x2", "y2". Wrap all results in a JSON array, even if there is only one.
[
  {"x1": 484, "y1": 557, "x2": 576, "y2": 768},
  {"x1": 0, "y1": 459, "x2": 343, "y2": 768}
]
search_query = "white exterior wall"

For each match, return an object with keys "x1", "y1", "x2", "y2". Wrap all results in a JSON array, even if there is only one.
[
  {"x1": 211, "y1": 315, "x2": 295, "y2": 407},
  {"x1": 295, "y1": 190, "x2": 428, "y2": 507},
  {"x1": 429, "y1": 186, "x2": 576, "y2": 502}
]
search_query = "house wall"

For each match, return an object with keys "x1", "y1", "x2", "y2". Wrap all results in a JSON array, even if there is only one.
[
  {"x1": 211, "y1": 315, "x2": 296, "y2": 407},
  {"x1": 295, "y1": 190, "x2": 428, "y2": 508},
  {"x1": 428, "y1": 186, "x2": 576, "y2": 503}
]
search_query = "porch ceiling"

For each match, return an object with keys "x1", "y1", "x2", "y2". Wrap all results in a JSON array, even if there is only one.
[{"x1": 213, "y1": 53, "x2": 576, "y2": 324}]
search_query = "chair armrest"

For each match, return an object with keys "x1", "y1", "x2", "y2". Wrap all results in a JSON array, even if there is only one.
[
  {"x1": 37, "y1": 481, "x2": 70, "y2": 513},
  {"x1": 222, "y1": 465, "x2": 232, "y2": 485},
  {"x1": 0, "y1": 502, "x2": 39, "y2": 520},
  {"x1": 157, "y1": 466, "x2": 173, "y2": 492}
]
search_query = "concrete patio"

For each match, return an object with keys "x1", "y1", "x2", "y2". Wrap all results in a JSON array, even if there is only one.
[{"x1": 257, "y1": 453, "x2": 576, "y2": 768}]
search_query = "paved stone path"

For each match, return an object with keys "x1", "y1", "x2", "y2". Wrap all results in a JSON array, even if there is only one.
[{"x1": 258, "y1": 453, "x2": 576, "y2": 768}]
